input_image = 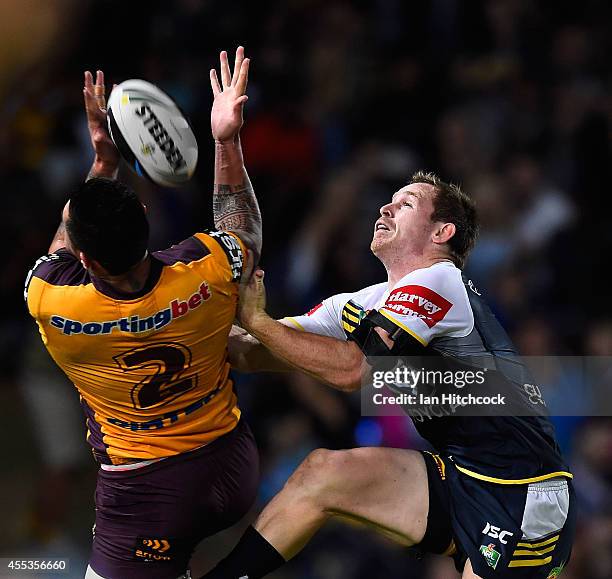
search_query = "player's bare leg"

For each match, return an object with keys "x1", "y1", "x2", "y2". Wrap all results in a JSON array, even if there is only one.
[
  {"x1": 257, "y1": 447, "x2": 428, "y2": 556},
  {"x1": 462, "y1": 559, "x2": 484, "y2": 579},
  {"x1": 201, "y1": 447, "x2": 429, "y2": 578}
]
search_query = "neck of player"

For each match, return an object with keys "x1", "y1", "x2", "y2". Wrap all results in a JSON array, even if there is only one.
[
  {"x1": 94, "y1": 253, "x2": 151, "y2": 294},
  {"x1": 383, "y1": 253, "x2": 454, "y2": 289}
]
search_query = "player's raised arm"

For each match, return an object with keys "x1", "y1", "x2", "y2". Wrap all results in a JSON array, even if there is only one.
[
  {"x1": 210, "y1": 47, "x2": 262, "y2": 272},
  {"x1": 83, "y1": 70, "x2": 120, "y2": 181},
  {"x1": 48, "y1": 70, "x2": 120, "y2": 254}
]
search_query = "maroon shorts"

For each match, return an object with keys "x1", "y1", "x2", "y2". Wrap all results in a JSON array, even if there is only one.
[{"x1": 89, "y1": 420, "x2": 259, "y2": 579}]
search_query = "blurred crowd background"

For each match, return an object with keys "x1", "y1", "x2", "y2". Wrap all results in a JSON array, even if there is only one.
[{"x1": 1, "y1": 0, "x2": 611, "y2": 577}]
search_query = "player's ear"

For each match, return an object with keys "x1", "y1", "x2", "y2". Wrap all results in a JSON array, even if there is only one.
[
  {"x1": 141, "y1": 202, "x2": 147, "y2": 214},
  {"x1": 79, "y1": 251, "x2": 104, "y2": 274},
  {"x1": 78, "y1": 251, "x2": 89, "y2": 270},
  {"x1": 432, "y1": 222, "x2": 456, "y2": 245}
]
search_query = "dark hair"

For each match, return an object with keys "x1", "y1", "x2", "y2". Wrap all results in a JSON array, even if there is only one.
[
  {"x1": 66, "y1": 178, "x2": 149, "y2": 275},
  {"x1": 409, "y1": 170, "x2": 479, "y2": 269}
]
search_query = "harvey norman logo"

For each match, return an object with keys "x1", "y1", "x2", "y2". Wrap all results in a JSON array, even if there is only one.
[
  {"x1": 383, "y1": 284, "x2": 452, "y2": 328},
  {"x1": 50, "y1": 282, "x2": 211, "y2": 336}
]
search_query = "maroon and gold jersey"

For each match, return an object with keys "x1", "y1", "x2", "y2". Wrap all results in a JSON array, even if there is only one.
[{"x1": 24, "y1": 231, "x2": 245, "y2": 465}]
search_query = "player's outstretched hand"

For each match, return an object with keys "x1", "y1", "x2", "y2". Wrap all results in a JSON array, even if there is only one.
[
  {"x1": 237, "y1": 269, "x2": 267, "y2": 332},
  {"x1": 83, "y1": 70, "x2": 120, "y2": 175},
  {"x1": 210, "y1": 46, "x2": 250, "y2": 143}
]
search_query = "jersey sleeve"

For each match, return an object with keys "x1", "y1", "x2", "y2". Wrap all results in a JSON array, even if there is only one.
[
  {"x1": 282, "y1": 293, "x2": 353, "y2": 340},
  {"x1": 24, "y1": 249, "x2": 83, "y2": 320},
  {"x1": 378, "y1": 264, "x2": 473, "y2": 346},
  {"x1": 194, "y1": 230, "x2": 246, "y2": 284}
]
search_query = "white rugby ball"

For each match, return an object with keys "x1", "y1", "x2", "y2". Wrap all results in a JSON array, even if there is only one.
[{"x1": 107, "y1": 79, "x2": 198, "y2": 187}]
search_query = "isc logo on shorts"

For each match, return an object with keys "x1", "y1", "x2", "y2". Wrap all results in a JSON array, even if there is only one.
[{"x1": 482, "y1": 522, "x2": 514, "y2": 544}]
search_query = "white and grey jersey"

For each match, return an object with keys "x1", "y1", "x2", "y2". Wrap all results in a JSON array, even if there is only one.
[
  {"x1": 285, "y1": 261, "x2": 473, "y2": 346},
  {"x1": 284, "y1": 261, "x2": 570, "y2": 485}
]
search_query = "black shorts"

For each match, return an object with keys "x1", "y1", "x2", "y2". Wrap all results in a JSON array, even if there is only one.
[
  {"x1": 89, "y1": 420, "x2": 259, "y2": 579},
  {"x1": 419, "y1": 451, "x2": 576, "y2": 578}
]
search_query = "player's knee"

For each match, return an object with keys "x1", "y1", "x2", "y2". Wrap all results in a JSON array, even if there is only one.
[
  {"x1": 303, "y1": 447, "x2": 333, "y2": 471},
  {"x1": 283, "y1": 449, "x2": 330, "y2": 493},
  {"x1": 287, "y1": 448, "x2": 350, "y2": 500}
]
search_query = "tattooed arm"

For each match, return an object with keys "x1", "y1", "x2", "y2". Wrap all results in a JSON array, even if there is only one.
[
  {"x1": 210, "y1": 47, "x2": 262, "y2": 274},
  {"x1": 48, "y1": 222, "x2": 67, "y2": 254},
  {"x1": 213, "y1": 139, "x2": 262, "y2": 265}
]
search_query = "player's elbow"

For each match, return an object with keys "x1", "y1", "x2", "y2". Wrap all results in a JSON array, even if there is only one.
[
  {"x1": 328, "y1": 347, "x2": 364, "y2": 392},
  {"x1": 228, "y1": 352, "x2": 251, "y2": 373},
  {"x1": 227, "y1": 326, "x2": 260, "y2": 372},
  {"x1": 334, "y1": 370, "x2": 363, "y2": 392}
]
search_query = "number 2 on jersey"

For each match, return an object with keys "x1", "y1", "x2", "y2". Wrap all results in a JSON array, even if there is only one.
[{"x1": 114, "y1": 343, "x2": 197, "y2": 409}]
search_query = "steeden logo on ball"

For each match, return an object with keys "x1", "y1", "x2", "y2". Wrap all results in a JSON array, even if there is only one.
[{"x1": 107, "y1": 79, "x2": 198, "y2": 187}]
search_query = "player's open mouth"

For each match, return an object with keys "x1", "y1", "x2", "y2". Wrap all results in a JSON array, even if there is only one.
[{"x1": 375, "y1": 221, "x2": 391, "y2": 232}]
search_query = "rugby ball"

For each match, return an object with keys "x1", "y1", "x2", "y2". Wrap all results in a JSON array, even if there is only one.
[{"x1": 107, "y1": 79, "x2": 198, "y2": 187}]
